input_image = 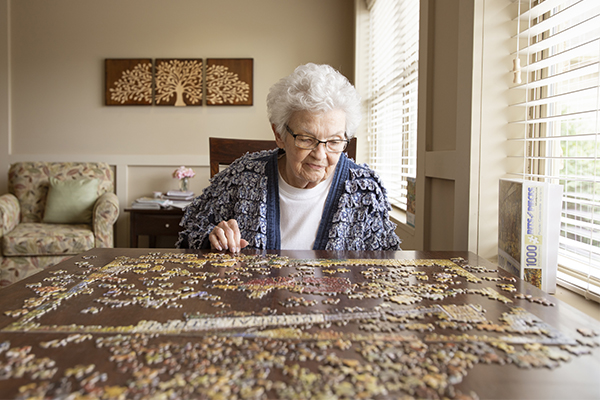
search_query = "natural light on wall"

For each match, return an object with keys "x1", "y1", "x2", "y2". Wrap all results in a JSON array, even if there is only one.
[
  {"x1": 365, "y1": 0, "x2": 419, "y2": 211},
  {"x1": 509, "y1": 0, "x2": 600, "y2": 302}
]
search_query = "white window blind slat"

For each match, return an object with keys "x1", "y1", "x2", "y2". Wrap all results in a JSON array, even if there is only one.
[
  {"x1": 367, "y1": 0, "x2": 419, "y2": 211},
  {"x1": 513, "y1": 62, "x2": 598, "y2": 90},
  {"x1": 509, "y1": 0, "x2": 600, "y2": 301},
  {"x1": 519, "y1": 0, "x2": 574, "y2": 20},
  {"x1": 516, "y1": 2, "x2": 600, "y2": 42},
  {"x1": 512, "y1": 109, "x2": 597, "y2": 124},
  {"x1": 517, "y1": 37, "x2": 600, "y2": 73},
  {"x1": 510, "y1": 85, "x2": 597, "y2": 107},
  {"x1": 508, "y1": 132, "x2": 598, "y2": 140}
]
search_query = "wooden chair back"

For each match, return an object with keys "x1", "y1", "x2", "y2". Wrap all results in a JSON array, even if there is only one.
[
  {"x1": 209, "y1": 138, "x2": 278, "y2": 177},
  {"x1": 209, "y1": 137, "x2": 357, "y2": 178}
]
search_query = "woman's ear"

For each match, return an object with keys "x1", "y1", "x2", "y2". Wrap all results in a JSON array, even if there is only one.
[{"x1": 273, "y1": 124, "x2": 285, "y2": 148}]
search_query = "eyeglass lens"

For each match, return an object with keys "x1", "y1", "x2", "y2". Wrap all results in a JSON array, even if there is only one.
[{"x1": 286, "y1": 126, "x2": 347, "y2": 153}]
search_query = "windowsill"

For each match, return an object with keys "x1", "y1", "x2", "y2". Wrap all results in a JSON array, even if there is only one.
[
  {"x1": 552, "y1": 284, "x2": 600, "y2": 322},
  {"x1": 389, "y1": 206, "x2": 415, "y2": 236},
  {"x1": 484, "y1": 252, "x2": 599, "y2": 322}
]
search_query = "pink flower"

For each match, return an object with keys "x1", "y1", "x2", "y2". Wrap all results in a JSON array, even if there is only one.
[{"x1": 173, "y1": 166, "x2": 195, "y2": 180}]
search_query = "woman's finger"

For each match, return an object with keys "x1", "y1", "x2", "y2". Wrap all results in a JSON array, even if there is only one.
[
  {"x1": 227, "y1": 220, "x2": 242, "y2": 253},
  {"x1": 210, "y1": 220, "x2": 246, "y2": 253},
  {"x1": 209, "y1": 226, "x2": 226, "y2": 251}
]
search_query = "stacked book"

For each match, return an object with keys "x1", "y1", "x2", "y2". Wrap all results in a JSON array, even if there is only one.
[
  {"x1": 163, "y1": 190, "x2": 195, "y2": 209},
  {"x1": 130, "y1": 197, "x2": 173, "y2": 210},
  {"x1": 163, "y1": 190, "x2": 195, "y2": 201}
]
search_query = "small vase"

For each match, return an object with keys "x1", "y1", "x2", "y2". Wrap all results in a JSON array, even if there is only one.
[{"x1": 179, "y1": 177, "x2": 189, "y2": 192}]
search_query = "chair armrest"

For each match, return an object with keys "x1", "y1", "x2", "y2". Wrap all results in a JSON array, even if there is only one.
[
  {"x1": 92, "y1": 192, "x2": 120, "y2": 248},
  {"x1": 0, "y1": 193, "x2": 20, "y2": 237}
]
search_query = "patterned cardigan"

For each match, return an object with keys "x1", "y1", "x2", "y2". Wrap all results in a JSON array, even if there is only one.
[{"x1": 177, "y1": 149, "x2": 401, "y2": 251}]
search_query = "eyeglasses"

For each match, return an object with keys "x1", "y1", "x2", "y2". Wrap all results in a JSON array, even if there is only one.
[{"x1": 285, "y1": 125, "x2": 349, "y2": 153}]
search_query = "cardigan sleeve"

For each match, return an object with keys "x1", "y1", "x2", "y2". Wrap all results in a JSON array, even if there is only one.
[
  {"x1": 176, "y1": 150, "x2": 275, "y2": 250},
  {"x1": 325, "y1": 162, "x2": 401, "y2": 251}
]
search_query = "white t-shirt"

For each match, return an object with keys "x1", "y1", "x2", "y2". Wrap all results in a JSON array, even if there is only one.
[{"x1": 278, "y1": 172, "x2": 334, "y2": 249}]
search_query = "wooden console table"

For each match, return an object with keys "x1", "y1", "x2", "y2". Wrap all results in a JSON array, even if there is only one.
[{"x1": 125, "y1": 207, "x2": 184, "y2": 247}]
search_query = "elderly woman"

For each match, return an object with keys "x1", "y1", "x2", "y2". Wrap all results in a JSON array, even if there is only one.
[{"x1": 177, "y1": 63, "x2": 400, "y2": 252}]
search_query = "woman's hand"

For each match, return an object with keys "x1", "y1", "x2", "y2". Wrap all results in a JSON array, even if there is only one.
[{"x1": 209, "y1": 219, "x2": 249, "y2": 253}]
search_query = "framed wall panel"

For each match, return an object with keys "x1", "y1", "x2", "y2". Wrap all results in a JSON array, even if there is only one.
[
  {"x1": 206, "y1": 58, "x2": 253, "y2": 106},
  {"x1": 154, "y1": 59, "x2": 203, "y2": 106},
  {"x1": 105, "y1": 59, "x2": 153, "y2": 105}
]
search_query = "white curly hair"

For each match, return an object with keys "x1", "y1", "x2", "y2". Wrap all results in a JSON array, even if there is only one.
[{"x1": 266, "y1": 63, "x2": 361, "y2": 139}]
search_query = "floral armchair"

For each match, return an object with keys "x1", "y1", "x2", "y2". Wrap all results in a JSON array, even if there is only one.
[{"x1": 0, "y1": 162, "x2": 119, "y2": 287}]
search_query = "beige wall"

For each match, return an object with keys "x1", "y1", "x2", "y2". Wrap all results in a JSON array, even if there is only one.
[
  {"x1": 412, "y1": 0, "x2": 512, "y2": 261},
  {"x1": 474, "y1": 0, "x2": 513, "y2": 259},
  {"x1": 0, "y1": 0, "x2": 355, "y2": 247}
]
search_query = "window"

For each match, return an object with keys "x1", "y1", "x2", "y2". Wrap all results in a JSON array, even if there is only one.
[
  {"x1": 509, "y1": 0, "x2": 600, "y2": 301},
  {"x1": 365, "y1": 0, "x2": 419, "y2": 210}
]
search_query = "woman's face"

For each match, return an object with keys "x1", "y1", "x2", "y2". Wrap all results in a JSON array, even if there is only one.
[{"x1": 274, "y1": 109, "x2": 346, "y2": 189}]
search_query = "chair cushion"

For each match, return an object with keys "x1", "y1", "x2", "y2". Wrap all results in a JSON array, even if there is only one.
[
  {"x1": 9, "y1": 162, "x2": 114, "y2": 223},
  {"x1": 1, "y1": 223, "x2": 95, "y2": 256},
  {"x1": 43, "y1": 178, "x2": 99, "y2": 224}
]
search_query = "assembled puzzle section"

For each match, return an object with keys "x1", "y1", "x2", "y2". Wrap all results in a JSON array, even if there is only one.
[{"x1": 0, "y1": 251, "x2": 598, "y2": 399}]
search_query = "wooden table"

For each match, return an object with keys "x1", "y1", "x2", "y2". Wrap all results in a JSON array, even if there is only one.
[
  {"x1": 125, "y1": 207, "x2": 184, "y2": 247},
  {"x1": 0, "y1": 249, "x2": 598, "y2": 399}
]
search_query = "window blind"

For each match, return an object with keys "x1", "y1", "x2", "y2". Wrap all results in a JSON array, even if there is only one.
[
  {"x1": 366, "y1": 0, "x2": 419, "y2": 210},
  {"x1": 509, "y1": 0, "x2": 600, "y2": 302}
]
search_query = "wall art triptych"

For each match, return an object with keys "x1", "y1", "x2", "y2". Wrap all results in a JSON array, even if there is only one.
[{"x1": 105, "y1": 58, "x2": 253, "y2": 106}]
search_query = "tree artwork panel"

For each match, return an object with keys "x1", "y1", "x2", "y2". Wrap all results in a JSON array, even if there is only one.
[
  {"x1": 154, "y1": 59, "x2": 203, "y2": 106},
  {"x1": 105, "y1": 59, "x2": 153, "y2": 105},
  {"x1": 206, "y1": 58, "x2": 253, "y2": 106}
]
